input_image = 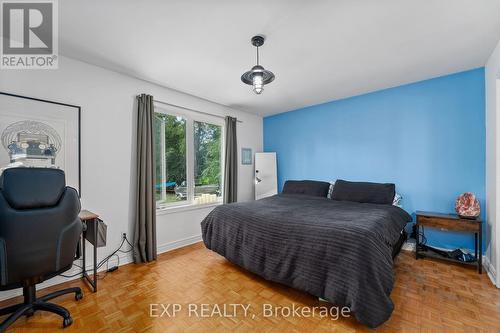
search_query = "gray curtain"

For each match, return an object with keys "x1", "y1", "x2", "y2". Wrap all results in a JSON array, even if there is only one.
[
  {"x1": 224, "y1": 116, "x2": 238, "y2": 203},
  {"x1": 133, "y1": 94, "x2": 157, "y2": 263}
]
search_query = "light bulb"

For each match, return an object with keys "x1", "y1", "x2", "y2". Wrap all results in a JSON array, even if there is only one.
[
  {"x1": 253, "y1": 74, "x2": 263, "y2": 86},
  {"x1": 253, "y1": 74, "x2": 264, "y2": 94}
]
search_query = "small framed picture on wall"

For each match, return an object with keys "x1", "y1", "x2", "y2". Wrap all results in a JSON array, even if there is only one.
[{"x1": 241, "y1": 148, "x2": 252, "y2": 165}]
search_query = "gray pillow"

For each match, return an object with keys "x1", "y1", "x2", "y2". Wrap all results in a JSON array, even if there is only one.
[
  {"x1": 331, "y1": 179, "x2": 396, "y2": 205},
  {"x1": 282, "y1": 180, "x2": 331, "y2": 197}
]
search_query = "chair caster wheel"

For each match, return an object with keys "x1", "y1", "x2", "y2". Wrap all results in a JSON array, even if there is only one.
[
  {"x1": 63, "y1": 316, "x2": 73, "y2": 328},
  {"x1": 75, "y1": 291, "x2": 83, "y2": 301}
]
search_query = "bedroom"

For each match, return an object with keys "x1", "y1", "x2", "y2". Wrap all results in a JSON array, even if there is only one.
[{"x1": 0, "y1": 0, "x2": 499, "y2": 332}]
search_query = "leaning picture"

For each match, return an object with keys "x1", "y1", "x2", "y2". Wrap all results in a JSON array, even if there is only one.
[{"x1": 0, "y1": 92, "x2": 81, "y2": 194}]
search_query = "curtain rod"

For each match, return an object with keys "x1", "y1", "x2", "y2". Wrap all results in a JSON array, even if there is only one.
[{"x1": 153, "y1": 99, "x2": 243, "y2": 123}]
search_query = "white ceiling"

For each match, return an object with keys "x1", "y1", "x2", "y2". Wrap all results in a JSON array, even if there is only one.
[{"x1": 60, "y1": 0, "x2": 500, "y2": 116}]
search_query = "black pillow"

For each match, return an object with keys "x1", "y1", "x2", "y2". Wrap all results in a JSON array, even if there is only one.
[
  {"x1": 282, "y1": 180, "x2": 331, "y2": 197},
  {"x1": 331, "y1": 179, "x2": 395, "y2": 205}
]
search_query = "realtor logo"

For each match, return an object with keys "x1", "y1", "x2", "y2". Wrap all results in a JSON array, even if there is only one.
[{"x1": 1, "y1": 0, "x2": 58, "y2": 69}]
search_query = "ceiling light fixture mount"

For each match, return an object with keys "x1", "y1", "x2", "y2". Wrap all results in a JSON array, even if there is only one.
[{"x1": 241, "y1": 35, "x2": 275, "y2": 95}]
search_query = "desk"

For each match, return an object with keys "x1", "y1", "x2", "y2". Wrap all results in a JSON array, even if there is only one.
[
  {"x1": 78, "y1": 210, "x2": 99, "y2": 292},
  {"x1": 415, "y1": 211, "x2": 482, "y2": 274}
]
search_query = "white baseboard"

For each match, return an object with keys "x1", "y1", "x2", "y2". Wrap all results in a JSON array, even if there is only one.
[
  {"x1": 0, "y1": 234, "x2": 202, "y2": 302},
  {"x1": 157, "y1": 234, "x2": 202, "y2": 255},
  {"x1": 482, "y1": 255, "x2": 498, "y2": 287}
]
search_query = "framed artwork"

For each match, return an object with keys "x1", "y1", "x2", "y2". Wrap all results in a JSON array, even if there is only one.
[
  {"x1": 0, "y1": 92, "x2": 81, "y2": 195},
  {"x1": 241, "y1": 148, "x2": 252, "y2": 165}
]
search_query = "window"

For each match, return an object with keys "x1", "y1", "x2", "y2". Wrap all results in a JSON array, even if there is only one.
[
  {"x1": 154, "y1": 113, "x2": 187, "y2": 205},
  {"x1": 154, "y1": 105, "x2": 223, "y2": 209},
  {"x1": 194, "y1": 121, "x2": 222, "y2": 200}
]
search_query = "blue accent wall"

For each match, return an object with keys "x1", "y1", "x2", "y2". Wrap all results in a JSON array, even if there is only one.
[{"x1": 264, "y1": 68, "x2": 485, "y2": 252}]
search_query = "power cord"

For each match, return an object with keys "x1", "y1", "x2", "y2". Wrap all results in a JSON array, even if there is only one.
[
  {"x1": 416, "y1": 225, "x2": 427, "y2": 251},
  {"x1": 60, "y1": 234, "x2": 134, "y2": 279},
  {"x1": 419, "y1": 225, "x2": 427, "y2": 245}
]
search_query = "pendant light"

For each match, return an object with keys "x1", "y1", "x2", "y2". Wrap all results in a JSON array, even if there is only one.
[{"x1": 241, "y1": 35, "x2": 275, "y2": 94}]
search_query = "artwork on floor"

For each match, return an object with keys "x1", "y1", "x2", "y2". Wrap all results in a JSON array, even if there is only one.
[
  {"x1": 241, "y1": 147, "x2": 252, "y2": 165},
  {"x1": 0, "y1": 92, "x2": 81, "y2": 194}
]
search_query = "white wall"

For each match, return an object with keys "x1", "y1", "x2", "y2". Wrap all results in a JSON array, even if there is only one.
[
  {"x1": 0, "y1": 56, "x2": 263, "y2": 299},
  {"x1": 485, "y1": 39, "x2": 500, "y2": 287}
]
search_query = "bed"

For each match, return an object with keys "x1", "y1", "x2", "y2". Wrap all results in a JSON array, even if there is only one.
[{"x1": 201, "y1": 180, "x2": 411, "y2": 328}]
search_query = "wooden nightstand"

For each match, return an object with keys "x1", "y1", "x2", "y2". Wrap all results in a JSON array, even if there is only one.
[{"x1": 415, "y1": 211, "x2": 482, "y2": 274}]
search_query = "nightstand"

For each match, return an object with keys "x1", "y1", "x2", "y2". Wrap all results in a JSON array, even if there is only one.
[{"x1": 415, "y1": 211, "x2": 482, "y2": 274}]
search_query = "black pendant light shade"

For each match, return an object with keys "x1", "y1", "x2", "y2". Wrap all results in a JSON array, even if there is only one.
[{"x1": 241, "y1": 35, "x2": 275, "y2": 94}]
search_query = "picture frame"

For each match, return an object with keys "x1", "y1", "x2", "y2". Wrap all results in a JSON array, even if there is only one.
[
  {"x1": 241, "y1": 148, "x2": 252, "y2": 165},
  {"x1": 0, "y1": 92, "x2": 81, "y2": 195}
]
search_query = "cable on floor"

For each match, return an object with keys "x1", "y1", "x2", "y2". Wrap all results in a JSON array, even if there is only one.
[{"x1": 59, "y1": 234, "x2": 134, "y2": 279}]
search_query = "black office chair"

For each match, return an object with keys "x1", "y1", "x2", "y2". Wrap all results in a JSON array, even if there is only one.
[{"x1": 0, "y1": 168, "x2": 83, "y2": 331}]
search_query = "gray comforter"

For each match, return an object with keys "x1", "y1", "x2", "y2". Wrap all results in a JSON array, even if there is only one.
[{"x1": 201, "y1": 194, "x2": 411, "y2": 327}]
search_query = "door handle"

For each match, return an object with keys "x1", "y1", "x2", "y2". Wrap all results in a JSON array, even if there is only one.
[{"x1": 255, "y1": 169, "x2": 261, "y2": 183}]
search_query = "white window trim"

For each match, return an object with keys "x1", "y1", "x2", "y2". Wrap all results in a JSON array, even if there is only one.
[
  {"x1": 154, "y1": 103, "x2": 225, "y2": 212},
  {"x1": 156, "y1": 201, "x2": 223, "y2": 215}
]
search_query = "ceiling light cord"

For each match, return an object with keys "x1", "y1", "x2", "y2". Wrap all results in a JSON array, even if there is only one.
[{"x1": 256, "y1": 46, "x2": 260, "y2": 66}]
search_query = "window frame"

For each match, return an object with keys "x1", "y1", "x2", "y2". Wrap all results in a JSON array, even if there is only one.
[{"x1": 154, "y1": 103, "x2": 225, "y2": 211}]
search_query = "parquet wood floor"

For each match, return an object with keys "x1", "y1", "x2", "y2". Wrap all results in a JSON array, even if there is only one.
[{"x1": 0, "y1": 242, "x2": 499, "y2": 332}]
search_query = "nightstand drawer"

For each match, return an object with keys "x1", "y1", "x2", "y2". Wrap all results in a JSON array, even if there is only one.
[{"x1": 417, "y1": 215, "x2": 480, "y2": 232}]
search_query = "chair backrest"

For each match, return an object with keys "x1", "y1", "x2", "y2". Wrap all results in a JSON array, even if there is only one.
[{"x1": 0, "y1": 168, "x2": 82, "y2": 288}]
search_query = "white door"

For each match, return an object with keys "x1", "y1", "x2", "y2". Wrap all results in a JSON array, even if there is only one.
[{"x1": 255, "y1": 152, "x2": 277, "y2": 200}]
